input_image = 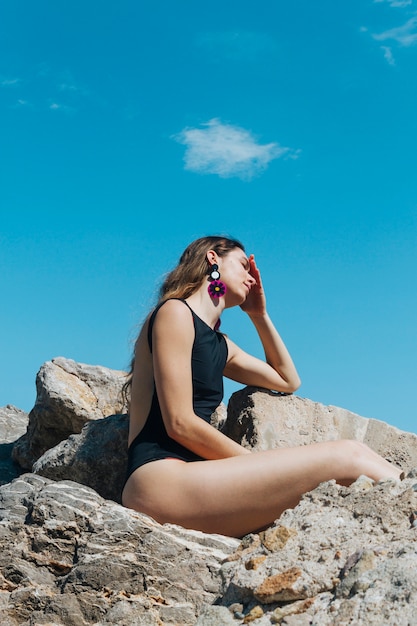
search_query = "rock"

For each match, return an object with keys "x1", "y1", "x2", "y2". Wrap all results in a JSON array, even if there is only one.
[
  {"x1": 224, "y1": 387, "x2": 417, "y2": 470},
  {"x1": 195, "y1": 606, "x2": 237, "y2": 625},
  {"x1": 0, "y1": 405, "x2": 28, "y2": 486},
  {"x1": 12, "y1": 358, "x2": 128, "y2": 470},
  {"x1": 13, "y1": 361, "x2": 417, "y2": 508},
  {"x1": 33, "y1": 413, "x2": 129, "y2": 503},
  {"x1": 32, "y1": 408, "x2": 227, "y2": 503},
  {"x1": 0, "y1": 404, "x2": 29, "y2": 443},
  {"x1": 2, "y1": 468, "x2": 417, "y2": 624},
  {"x1": 0, "y1": 474, "x2": 239, "y2": 625},
  {"x1": 218, "y1": 473, "x2": 417, "y2": 624},
  {"x1": 4, "y1": 360, "x2": 417, "y2": 624},
  {"x1": 210, "y1": 402, "x2": 228, "y2": 431}
]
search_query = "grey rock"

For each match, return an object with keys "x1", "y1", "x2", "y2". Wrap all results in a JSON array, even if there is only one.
[
  {"x1": 210, "y1": 402, "x2": 228, "y2": 431},
  {"x1": 0, "y1": 405, "x2": 29, "y2": 444},
  {"x1": 33, "y1": 413, "x2": 129, "y2": 503},
  {"x1": 12, "y1": 358, "x2": 128, "y2": 470},
  {"x1": 32, "y1": 408, "x2": 225, "y2": 504},
  {"x1": 218, "y1": 473, "x2": 417, "y2": 624},
  {"x1": 4, "y1": 360, "x2": 417, "y2": 625},
  {"x1": 224, "y1": 387, "x2": 417, "y2": 470},
  {"x1": 2, "y1": 470, "x2": 417, "y2": 624},
  {"x1": 195, "y1": 605, "x2": 237, "y2": 625},
  {"x1": 0, "y1": 405, "x2": 28, "y2": 486},
  {"x1": 0, "y1": 474, "x2": 238, "y2": 626}
]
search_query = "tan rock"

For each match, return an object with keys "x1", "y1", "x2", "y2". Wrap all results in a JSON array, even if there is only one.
[
  {"x1": 0, "y1": 474, "x2": 238, "y2": 625},
  {"x1": 12, "y1": 358, "x2": 128, "y2": 469},
  {"x1": 255, "y1": 567, "x2": 304, "y2": 603},
  {"x1": 0, "y1": 405, "x2": 28, "y2": 486},
  {"x1": 224, "y1": 387, "x2": 417, "y2": 470},
  {"x1": 243, "y1": 605, "x2": 264, "y2": 623},
  {"x1": 4, "y1": 362, "x2": 417, "y2": 625},
  {"x1": 32, "y1": 413, "x2": 129, "y2": 503},
  {"x1": 260, "y1": 525, "x2": 298, "y2": 551}
]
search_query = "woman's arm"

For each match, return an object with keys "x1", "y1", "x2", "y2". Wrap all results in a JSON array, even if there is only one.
[
  {"x1": 152, "y1": 300, "x2": 250, "y2": 459},
  {"x1": 224, "y1": 255, "x2": 301, "y2": 393}
]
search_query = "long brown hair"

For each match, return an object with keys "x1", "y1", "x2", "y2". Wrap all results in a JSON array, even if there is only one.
[
  {"x1": 122, "y1": 235, "x2": 245, "y2": 405},
  {"x1": 158, "y1": 235, "x2": 244, "y2": 302}
]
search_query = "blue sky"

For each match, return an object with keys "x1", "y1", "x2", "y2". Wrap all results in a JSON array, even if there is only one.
[{"x1": 1, "y1": 0, "x2": 416, "y2": 433}]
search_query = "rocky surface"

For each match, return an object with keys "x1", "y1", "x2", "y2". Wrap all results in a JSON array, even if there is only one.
[
  {"x1": 216, "y1": 471, "x2": 417, "y2": 625},
  {"x1": 225, "y1": 387, "x2": 417, "y2": 471},
  {"x1": 32, "y1": 413, "x2": 129, "y2": 503},
  {"x1": 0, "y1": 474, "x2": 238, "y2": 626},
  {"x1": 0, "y1": 405, "x2": 28, "y2": 486},
  {"x1": 12, "y1": 357, "x2": 128, "y2": 471},
  {"x1": 2, "y1": 358, "x2": 417, "y2": 625},
  {"x1": 1, "y1": 471, "x2": 417, "y2": 625}
]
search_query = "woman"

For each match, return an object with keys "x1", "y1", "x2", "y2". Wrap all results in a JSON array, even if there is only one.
[{"x1": 122, "y1": 235, "x2": 401, "y2": 538}]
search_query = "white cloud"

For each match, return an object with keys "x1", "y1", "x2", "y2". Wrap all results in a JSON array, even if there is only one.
[
  {"x1": 381, "y1": 45, "x2": 396, "y2": 64},
  {"x1": 9, "y1": 99, "x2": 33, "y2": 110},
  {"x1": 374, "y1": 0, "x2": 413, "y2": 7},
  {"x1": 373, "y1": 15, "x2": 417, "y2": 46},
  {"x1": 173, "y1": 119, "x2": 297, "y2": 180},
  {"x1": 1, "y1": 77, "x2": 21, "y2": 87},
  {"x1": 59, "y1": 82, "x2": 79, "y2": 92},
  {"x1": 48, "y1": 101, "x2": 76, "y2": 114},
  {"x1": 57, "y1": 70, "x2": 89, "y2": 97}
]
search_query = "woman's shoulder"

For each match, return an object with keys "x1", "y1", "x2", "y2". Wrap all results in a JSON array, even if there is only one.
[
  {"x1": 146, "y1": 299, "x2": 194, "y2": 351},
  {"x1": 152, "y1": 298, "x2": 193, "y2": 326}
]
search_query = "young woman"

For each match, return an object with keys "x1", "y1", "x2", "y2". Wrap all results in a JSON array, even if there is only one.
[{"x1": 122, "y1": 235, "x2": 401, "y2": 538}]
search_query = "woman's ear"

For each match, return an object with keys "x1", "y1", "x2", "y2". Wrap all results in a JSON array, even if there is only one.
[{"x1": 206, "y1": 249, "x2": 219, "y2": 266}]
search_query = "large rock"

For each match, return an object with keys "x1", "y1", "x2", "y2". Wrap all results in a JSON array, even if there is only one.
[
  {"x1": 26, "y1": 376, "x2": 417, "y2": 508},
  {"x1": 0, "y1": 405, "x2": 28, "y2": 486},
  {"x1": 0, "y1": 474, "x2": 239, "y2": 626},
  {"x1": 32, "y1": 413, "x2": 129, "y2": 503},
  {"x1": 224, "y1": 387, "x2": 417, "y2": 470},
  {"x1": 31, "y1": 404, "x2": 226, "y2": 504},
  {"x1": 4, "y1": 358, "x2": 417, "y2": 625},
  {"x1": 12, "y1": 358, "x2": 128, "y2": 470},
  {"x1": 216, "y1": 471, "x2": 417, "y2": 625},
  {"x1": 2, "y1": 471, "x2": 417, "y2": 625}
]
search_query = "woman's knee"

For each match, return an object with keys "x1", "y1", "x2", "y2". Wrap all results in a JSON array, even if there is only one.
[{"x1": 333, "y1": 439, "x2": 373, "y2": 476}]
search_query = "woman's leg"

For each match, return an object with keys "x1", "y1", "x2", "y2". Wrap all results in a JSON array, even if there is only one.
[{"x1": 122, "y1": 439, "x2": 401, "y2": 537}]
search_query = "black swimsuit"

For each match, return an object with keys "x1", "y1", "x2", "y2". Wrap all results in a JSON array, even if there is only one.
[{"x1": 125, "y1": 299, "x2": 228, "y2": 481}]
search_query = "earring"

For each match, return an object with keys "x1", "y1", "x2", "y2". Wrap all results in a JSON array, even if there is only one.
[{"x1": 208, "y1": 264, "x2": 227, "y2": 298}]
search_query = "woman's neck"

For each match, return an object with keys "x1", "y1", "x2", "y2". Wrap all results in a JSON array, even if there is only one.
[{"x1": 185, "y1": 288, "x2": 225, "y2": 330}]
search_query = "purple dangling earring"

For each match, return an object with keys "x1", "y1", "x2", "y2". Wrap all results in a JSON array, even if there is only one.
[{"x1": 207, "y1": 263, "x2": 227, "y2": 298}]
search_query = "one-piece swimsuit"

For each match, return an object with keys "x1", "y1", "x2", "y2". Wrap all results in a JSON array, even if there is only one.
[{"x1": 125, "y1": 299, "x2": 228, "y2": 482}]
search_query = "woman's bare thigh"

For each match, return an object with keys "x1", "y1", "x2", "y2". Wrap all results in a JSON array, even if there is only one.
[{"x1": 122, "y1": 440, "x2": 400, "y2": 537}]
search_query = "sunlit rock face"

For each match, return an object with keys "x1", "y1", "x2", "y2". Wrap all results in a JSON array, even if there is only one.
[{"x1": 2, "y1": 359, "x2": 417, "y2": 624}]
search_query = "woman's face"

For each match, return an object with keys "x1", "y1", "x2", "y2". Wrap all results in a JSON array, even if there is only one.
[{"x1": 217, "y1": 248, "x2": 256, "y2": 305}]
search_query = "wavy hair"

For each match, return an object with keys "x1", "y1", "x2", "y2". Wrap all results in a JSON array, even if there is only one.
[
  {"x1": 158, "y1": 235, "x2": 244, "y2": 302},
  {"x1": 122, "y1": 235, "x2": 245, "y2": 405}
]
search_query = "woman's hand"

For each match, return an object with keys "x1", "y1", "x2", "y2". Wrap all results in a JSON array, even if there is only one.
[{"x1": 240, "y1": 254, "x2": 267, "y2": 317}]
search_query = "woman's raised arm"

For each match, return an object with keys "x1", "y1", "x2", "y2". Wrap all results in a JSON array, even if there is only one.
[{"x1": 224, "y1": 255, "x2": 301, "y2": 393}]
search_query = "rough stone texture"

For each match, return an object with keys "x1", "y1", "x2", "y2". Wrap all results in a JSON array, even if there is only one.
[
  {"x1": 32, "y1": 406, "x2": 227, "y2": 504},
  {"x1": 224, "y1": 387, "x2": 417, "y2": 470},
  {"x1": 32, "y1": 413, "x2": 129, "y2": 503},
  {"x1": 12, "y1": 358, "x2": 128, "y2": 470},
  {"x1": 210, "y1": 402, "x2": 228, "y2": 431},
  {"x1": 0, "y1": 405, "x2": 28, "y2": 486},
  {"x1": 2, "y1": 472, "x2": 417, "y2": 625},
  {"x1": 0, "y1": 474, "x2": 238, "y2": 626},
  {"x1": 4, "y1": 359, "x2": 417, "y2": 624},
  {"x1": 215, "y1": 470, "x2": 417, "y2": 625}
]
